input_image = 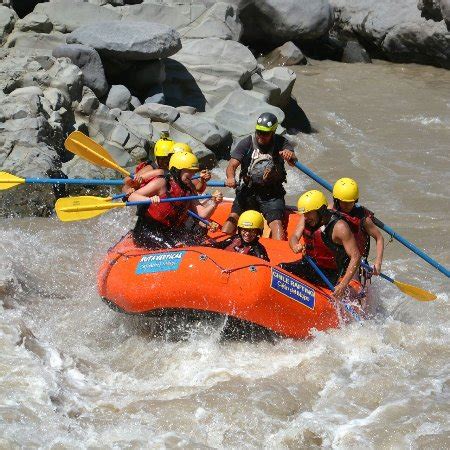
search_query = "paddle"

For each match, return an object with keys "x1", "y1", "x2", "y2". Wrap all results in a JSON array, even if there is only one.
[
  {"x1": 55, "y1": 194, "x2": 213, "y2": 222},
  {"x1": 65, "y1": 131, "x2": 131, "y2": 177},
  {"x1": 360, "y1": 261, "x2": 436, "y2": 301},
  {"x1": 294, "y1": 161, "x2": 449, "y2": 278},
  {"x1": 65, "y1": 131, "x2": 226, "y2": 187},
  {"x1": 0, "y1": 171, "x2": 124, "y2": 190},
  {"x1": 304, "y1": 255, "x2": 361, "y2": 321}
]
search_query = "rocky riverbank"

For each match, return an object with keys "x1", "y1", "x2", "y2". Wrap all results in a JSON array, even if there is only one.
[{"x1": 0, "y1": 0, "x2": 448, "y2": 216}]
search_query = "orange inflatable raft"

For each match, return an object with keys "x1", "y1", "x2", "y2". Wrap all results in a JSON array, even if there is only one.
[{"x1": 97, "y1": 204, "x2": 368, "y2": 339}]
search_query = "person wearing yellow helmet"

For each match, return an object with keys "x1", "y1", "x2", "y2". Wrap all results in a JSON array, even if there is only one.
[
  {"x1": 278, "y1": 190, "x2": 361, "y2": 299},
  {"x1": 222, "y1": 112, "x2": 297, "y2": 240},
  {"x1": 128, "y1": 151, "x2": 223, "y2": 248},
  {"x1": 332, "y1": 178, "x2": 384, "y2": 275},
  {"x1": 208, "y1": 210, "x2": 269, "y2": 261}
]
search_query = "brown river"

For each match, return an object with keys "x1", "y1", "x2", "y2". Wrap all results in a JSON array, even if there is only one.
[{"x1": 1, "y1": 60, "x2": 449, "y2": 448}]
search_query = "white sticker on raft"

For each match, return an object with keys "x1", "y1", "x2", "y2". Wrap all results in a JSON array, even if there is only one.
[
  {"x1": 136, "y1": 251, "x2": 185, "y2": 274},
  {"x1": 271, "y1": 268, "x2": 315, "y2": 309}
]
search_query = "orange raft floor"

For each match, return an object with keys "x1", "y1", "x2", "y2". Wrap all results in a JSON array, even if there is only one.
[{"x1": 97, "y1": 203, "x2": 369, "y2": 339}]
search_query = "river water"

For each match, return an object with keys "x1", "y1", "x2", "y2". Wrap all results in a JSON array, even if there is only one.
[{"x1": 1, "y1": 60, "x2": 449, "y2": 448}]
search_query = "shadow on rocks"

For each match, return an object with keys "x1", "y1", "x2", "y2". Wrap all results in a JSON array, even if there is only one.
[{"x1": 283, "y1": 97, "x2": 312, "y2": 134}]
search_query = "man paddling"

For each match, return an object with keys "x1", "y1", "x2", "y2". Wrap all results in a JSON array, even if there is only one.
[
  {"x1": 222, "y1": 112, "x2": 296, "y2": 240},
  {"x1": 332, "y1": 178, "x2": 384, "y2": 275},
  {"x1": 128, "y1": 152, "x2": 222, "y2": 249},
  {"x1": 279, "y1": 190, "x2": 360, "y2": 299}
]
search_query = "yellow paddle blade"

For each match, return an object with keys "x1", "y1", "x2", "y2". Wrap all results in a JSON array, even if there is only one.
[
  {"x1": 55, "y1": 196, "x2": 126, "y2": 222},
  {"x1": 65, "y1": 131, "x2": 130, "y2": 177},
  {"x1": 0, "y1": 171, "x2": 25, "y2": 190},
  {"x1": 393, "y1": 279, "x2": 437, "y2": 301}
]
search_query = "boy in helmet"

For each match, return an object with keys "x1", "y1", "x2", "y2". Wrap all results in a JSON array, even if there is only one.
[
  {"x1": 331, "y1": 178, "x2": 384, "y2": 275},
  {"x1": 128, "y1": 152, "x2": 222, "y2": 249},
  {"x1": 209, "y1": 210, "x2": 269, "y2": 261},
  {"x1": 279, "y1": 190, "x2": 360, "y2": 300},
  {"x1": 222, "y1": 112, "x2": 296, "y2": 240}
]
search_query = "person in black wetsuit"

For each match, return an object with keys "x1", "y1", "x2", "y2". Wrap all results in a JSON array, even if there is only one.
[
  {"x1": 210, "y1": 210, "x2": 269, "y2": 261},
  {"x1": 222, "y1": 112, "x2": 296, "y2": 240}
]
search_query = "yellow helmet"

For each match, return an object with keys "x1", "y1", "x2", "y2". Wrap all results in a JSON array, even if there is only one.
[
  {"x1": 333, "y1": 177, "x2": 359, "y2": 202},
  {"x1": 169, "y1": 151, "x2": 199, "y2": 171},
  {"x1": 237, "y1": 210, "x2": 265, "y2": 230},
  {"x1": 172, "y1": 142, "x2": 192, "y2": 154},
  {"x1": 154, "y1": 139, "x2": 175, "y2": 157},
  {"x1": 297, "y1": 190, "x2": 328, "y2": 213}
]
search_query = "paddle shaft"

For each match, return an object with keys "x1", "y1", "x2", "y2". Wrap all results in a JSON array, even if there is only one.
[
  {"x1": 125, "y1": 194, "x2": 212, "y2": 207},
  {"x1": 304, "y1": 255, "x2": 361, "y2": 322},
  {"x1": 294, "y1": 161, "x2": 449, "y2": 278},
  {"x1": 360, "y1": 261, "x2": 394, "y2": 283},
  {"x1": 24, "y1": 177, "x2": 124, "y2": 186}
]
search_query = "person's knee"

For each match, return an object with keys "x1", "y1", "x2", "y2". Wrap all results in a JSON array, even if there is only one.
[
  {"x1": 268, "y1": 219, "x2": 285, "y2": 240},
  {"x1": 222, "y1": 214, "x2": 238, "y2": 234}
]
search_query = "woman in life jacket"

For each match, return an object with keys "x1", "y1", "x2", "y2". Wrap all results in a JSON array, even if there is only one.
[
  {"x1": 279, "y1": 190, "x2": 361, "y2": 300},
  {"x1": 332, "y1": 178, "x2": 384, "y2": 275},
  {"x1": 208, "y1": 210, "x2": 270, "y2": 261},
  {"x1": 128, "y1": 151, "x2": 223, "y2": 249},
  {"x1": 123, "y1": 140, "x2": 211, "y2": 195}
]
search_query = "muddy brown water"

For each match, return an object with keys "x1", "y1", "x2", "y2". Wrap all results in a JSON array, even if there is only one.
[{"x1": 0, "y1": 60, "x2": 449, "y2": 448}]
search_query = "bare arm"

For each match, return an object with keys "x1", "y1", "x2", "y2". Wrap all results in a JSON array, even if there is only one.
[
  {"x1": 193, "y1": 190, "x2": 223, "y2": 218},
  {"x1": 364, "y1": 217, "x2": 384, "y2": 275},
  {"x1": 225, "y1": 158, "x2": 241, "y2": 188},
  {"x1": 332, "y1": 221, "x2": 361, "y2": 299},
  {"x1": 289, "y1": 214, "x2": 305, "y2": 254},
  {"x1": 128, "y1": 177, "x2": 166, "y2": 202}
]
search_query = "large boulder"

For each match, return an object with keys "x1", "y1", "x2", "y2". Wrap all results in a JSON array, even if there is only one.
[
  {"x1": 233, "y1": 0, "x2": 333, "y2": 46},
  {"x1": 331, "y1": 0, "x2": 450, "y2": 68},
  {"x1": 6, "y1": 31, "x2": 66, "y2": 51},
  {"x1": 261, "y1": 67, "x2": 296, "y2": 110},
  {"x1": 341, "y1": 40, "x2": 372, "y2": 62},
  {"x1": 14, "y1": 12, "x2": 52, "y2": 33},
  {"x1": 106, "y1": 84, "x2": 131, "y2": 111},
  {"x1": 261, "y1": 41, "x2": 307, "y2": 69},
  {"x1": 35, "y1": 0, "x2": 120, "y2": 33},
  {"x1": 52, "y1": 44, "x2": 108, "y2": 97},
  {"x1": 134, "y1": 103, "x2": 180, "y2": 123},
  {"x1": 164, "y1": 38, "x2": 258, "y2": 110},
  {"x1": 0, "y1": 5, "x2": 17, "y2": 44},
  {"x1": 67, "y1": 21, "x2": 181, "y2": 61}
]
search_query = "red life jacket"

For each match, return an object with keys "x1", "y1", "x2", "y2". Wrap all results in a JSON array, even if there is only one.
[
  {"x1": 224, "y1": 236, "x2": 252, "y2": 255},
  {"x1": 143, "y1": 175, "x2": 193, "y2": 228},
  {"x1": 336, "y1": 206, "x2": 373, "y2": 257},
  {"x1": 134, "y1": 161, "x2": 160, "y2": 188},
  {"x1": 303, "y1": 212, "x2": 349, "y2": 273}
]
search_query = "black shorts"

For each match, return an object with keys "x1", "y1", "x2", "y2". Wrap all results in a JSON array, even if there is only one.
[
  {"x1": 231, "y1": 185, "x2": 286, "y2": 224},
  {"x1": 279, "y1": 259, "x2": 340, "y2": 287}
]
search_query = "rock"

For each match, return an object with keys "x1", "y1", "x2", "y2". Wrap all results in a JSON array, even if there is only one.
[
  {"x1": 243, "y1": 73, "x2": 280, "y2": 105},
  {"x1": 331, "y1": 0, "x2": 450, "y2": 68},
  {"x1": 76, "y1": 87, "x2": 99, "y2": 116},
  {"x1": 262, "y1": 42, "x2": 307, "y2": 69},
  {"x1": 235, "y1": 0, "x2": 333, "y2": 46},
  {"x1": 9, "y1": 86, "x2": 43, "y2": 97},
  {"x1": 172, "y1": 113, "x2": 232, "y2": 149},
  {"x1": 14, "y1": 12, "x2": 52, "y2": 33},
  {"x1": 202, "y1": 89, "x2": 284, "y2": 139},
  {"x1": 418, "y1": 0, "x2": 443, "y2": 20},
  {"x1": 181, "y1": 2, "x2": 242, "y2": 40},
  {"x1": 52, "y1": 44, "x2": 108, "y2": 97},
  {"x1": 0, "y1": 92, "x2": 42, "y2": 121},
  {"x1": 35, "y1": 0, "x2": 120, "y2": 33},
  {"x1": 43, "y1": 87, "x2": 68, "y2": 111},
  {"x1": 45, "y1": 56, "x2": 83, "y2": 102},
  {"x1": 134, "y1": 103, "x2": 179, "y2": 123},
  {"x1": 127, "y1": 59, "x2": 165, "y2": 95},
  {"x1": 165, "y1": 38, "x2": 258, "y2": 110},
  {"x1": 342, "y1": 40, "x2": 372, "y2": 63},
  {"x1": 261, "y1": 67, "x2": 296, "y2": 110},
  {"x1": 130, "y1": 95, "x2": 141, "y2": 110},
  {"x1": 110, "y1": 124, "x2": 130, "y2": 147},
  {"x1": 145, "y1": 92, "x2": 165, "y2": 105},
  {"x1": 176, "y1": 105, "x2": 197, "y2": 115},
  {"x1": 118, "y1": 110, "x2": 153, "y2": 141},
  {"x1": 0, "y1": 5, "x2": 16, "y2": 43},
  {"x1": 67, "y1": 21, "x2": 182, "y2": 61},
  {"x1": 106, "y1": 84, "x2": 131, "y2": 111},
  {"x1": 440, "y1": 0, "x2": 450, "y2": 30},
  {"x1": 6, "y1": 31, "x2": 66, "y2": 51}
]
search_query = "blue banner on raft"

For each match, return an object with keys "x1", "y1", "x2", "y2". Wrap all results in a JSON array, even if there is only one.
[
  {"x1": 271, "y1": 268, "x2": 315, "y2": 309},
  {"x1": 136, "y1": 251, "x2": 185, "y2": 274}
]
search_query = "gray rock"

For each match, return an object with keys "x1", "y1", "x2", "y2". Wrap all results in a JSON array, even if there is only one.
[
  {"x1": 35, "y1": 0, "x2": 120, "y2": 33},
  {"x1": 52, "y1": 44, "x2": 108, "y2": 97},
  {"x1": 165, "y1": 38, "x2": 258, "y2": 110},
  {"x1": 43, "y1": 87, "x2": 68, "y2": 111},
  {"x1": 67, "y1": 21, "x2": 182, "y2": 61},
  {"x1": 145, "y1": 92, "x2": 165, "y2": 104},
  {"x1": 76, "y1": 86, "x2": 99, "y2": 116},
  {"x1": 236, "y1": 0, "x2": 333, "y2": 45},
  {"x1": 134, "y1": 103, "x2": 179, "y2": 123},
  {"x1": 130, "y1": 95, "x2": 141, "y2": 110},
  {"x1": 176, "y1": 105, "x2": 197, "y2": 115},
  {"x1": 262, "y1": 41, "x2": 307, "y2": 69},
  {"x1": 202, "y1": 89, "x2": 284, "y2": 138},
  {"x1": 6, "y1": 31, "x2": 66, "y2": 51},
  {"x1": 418, "y1": 0, "x2": 443, "y2": 20},
  {"x1": 342, "y1": 40, "x2": 372, "y2": 63},
  {"x1": 118, "y1": 110, "x2": 153, "y2": 141},
  {"x1": 110, "y1": 124, "x2": 130, "y2": 146},
  {"x1": 46, "y1": 56, "x2": 83, "y2": 102},
  {"x1": 9, "y1": 86, "x2": 43, "y2": 97},
  {"x1": 441, "y1": 0, "x2": 450, "y2": 30},
  {"x1": 181, "y1": 2, "x2": 242, "y2": 41},
  {"x1": 106, "y1": 84, "x2": 131, "y2": 111},
  {"x1": 261, "y1": 67, "x2": 296, "y2": 110},
  {"x1": 14, "y1": 12, "x2": 52, "y2": 33},
  {"x1": 172, "y1": 113, "x2": 232, "y2": 149},
  {"x1": 0, "y1": 92, "x2": 42, "y2": 121},
  {"x1": 102, "y1": 140, "x2": 131, "y2": 167},
  {"x1": 0, "y1": 5, "x2": 16, "y2": 43},
  {"x1": 243, "y1": 73, "x2": 281, "y2": 105}
]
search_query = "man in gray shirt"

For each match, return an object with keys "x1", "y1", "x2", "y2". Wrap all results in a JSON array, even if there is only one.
[{"x1": 222, "y1": 112, "x2": 296, "y2": 240}]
